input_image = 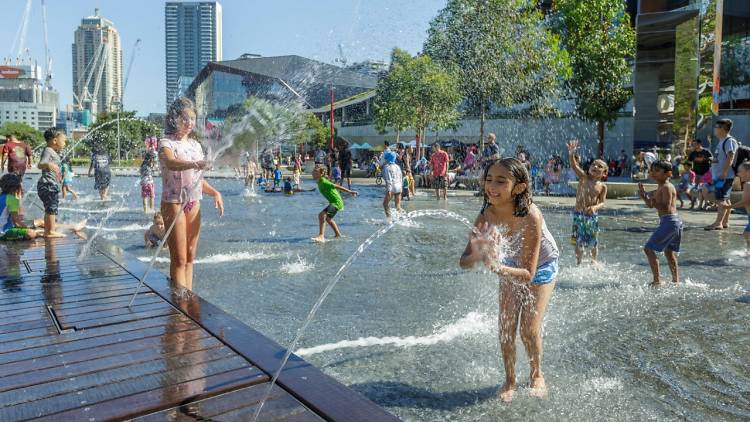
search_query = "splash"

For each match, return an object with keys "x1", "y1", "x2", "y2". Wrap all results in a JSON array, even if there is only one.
[
  {"x1": 296, "y1": 312, "x2": 493, "y2": 357},
  {"x1": 137, "y1": 251, "x2": 271, "y2": 265},
  {"x1": 280, "y1": 256, "x2": 313, "y2": 274}
]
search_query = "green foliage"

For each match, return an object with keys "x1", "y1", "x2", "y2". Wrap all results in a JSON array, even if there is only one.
[
  {"x1": 0, "y1": 122, "x2": 44, "y2": 148},
  {"x1": 86, "y1": 111, "x2": 161, "y2": 158},
  {"x1": 424, "y1": 0, "x2": 570, "y2": 146},
  {"x1": 554, "y1": 0, "x2": 635, "y2": 155},
  {"x1": 374, "y1": 48, "x2": 462, "y2": 145},
  {"x1": 305, "y1": 113, "x2": 331, "y2": 149}
]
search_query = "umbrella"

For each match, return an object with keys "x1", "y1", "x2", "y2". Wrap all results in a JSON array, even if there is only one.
[
  {"x1": 360, "y1": 142, "x2": 373, "y2": 150},
  {"x1": 349, "y1": 143, "x2": 362, "y2": 150}
]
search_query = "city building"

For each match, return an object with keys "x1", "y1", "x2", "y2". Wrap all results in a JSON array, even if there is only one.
[
  {"x1": 0, "y1": 61, "x2": 58, "y2": 130},
  {"x1": 187, "y1": 54, "x2": 376, "y2": 124},
  {"x1": 72, "y1": 9, "x2": 123, "y2": 116},
  {"x1": 165, "y1": 1, "x2": 223, "y2": 108}
]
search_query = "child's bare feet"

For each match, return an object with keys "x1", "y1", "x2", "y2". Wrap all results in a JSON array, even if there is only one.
[
  {"x1": 649, "y1": 280, "x2": 662, "y2": 288},
  {"x1": 529, "y1": 377, "x2": 548, "y2": 399},
  {"x1": 497, "y1": 383, "x2": 516, "y2": 403},
  {"x1": 44, "y1": 231, "x2": 65, "y2": 238},
  {"x1": 311, "y1": 235, "x2": 325, "y2": 243}
]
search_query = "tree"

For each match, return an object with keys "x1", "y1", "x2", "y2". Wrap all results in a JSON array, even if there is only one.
[
  {"x1": 555, "y1": 0, "x2": 635, "y2": 158},
  {"x1": 0, "y1": 122, "x2": 44, "y2": 148},
  {"x1": 425, "y1": 0, "x2": 570, "y2": 154},
  {"x1": 87, "y1": 111, "x2": 161, "y2": 160},
  {"x1": 374, "y1": 48, "x2": 462, "y2": 159},
  {"x1": 305, "y1": 113, "x2": 331, "y2": 150}
]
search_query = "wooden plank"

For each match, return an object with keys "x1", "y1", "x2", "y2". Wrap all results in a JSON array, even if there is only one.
[
  {"x1": 53, "y1": 293, "x2": 162, "y2": 317},
  {"x1": 67, "y1": 306, "x2": 179, "y2": 330},
  {"x1": 213, "y1": 394, "x2": 314, "y2": 422},
  {"x1": 0, "y1": 344, "x2": 236, "y2": 409},
  {"x1": 0, "y1": 283, "x2": 141, "y2": 309},
  {"x1": 0, "y1": 317, "x2": 51, "y2": 334},
  {"x1": 0, "y1": 314, "x2": 193, "y2": 361},
  {"x1": 0, "y1": 282, "x2": 144, "y2": 313},
  {"x1": 0, "y1": 326, "x2": 208, "y2": 378},
  {"x1": 2, "y1": 354, "x2": 251, "y2": 421},
  {"x1": 35, "y1": 366, "x2": 268, "y2": 422},
  {"x1": 0, "y1": 325, "x2": 57, "y2": 344},
  {"x1": 0, "y1": 273, "x2": 137, "y2": 297},
  {"x1": 55, "y1": 300, "x2": 173, "y2": 326},
  {"x1": 0, "y1": 329, "x2": 218, "y2": 393},
  {"x1": 0, "y1": 306, "x2": 47, "y2": 324}
]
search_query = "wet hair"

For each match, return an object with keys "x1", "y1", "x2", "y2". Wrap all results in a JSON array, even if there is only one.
[
  {"x1": 0, "y1": 173, "x2": 22, "y2": 195},
  {"x1": 481, "y1": 158, "x2": 532, "y2": 217},
  {"x1": 43, "y1": 128, "x2": 63, "y2": 144},
  {"x1": 650, "y1": 160, "x2": 672, "y2": 174},
  {"x1": 738, "y1": 162, "x2": 750, "y2": 173},
  {"x1": 164, "y1": 97, "x2": 196, "y2": 135},
  {"x1": 592, "y1": 159, "x2": 607, "y2": 170},
  {"x1": 715, "y1": 118, "x2": 733, "y2": 132},
  {"x1": 314, "y1": 165, "x2": 328, "y2": 177}
]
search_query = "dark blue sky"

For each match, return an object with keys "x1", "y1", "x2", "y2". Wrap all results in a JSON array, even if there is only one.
[{"x1": 1, "y1": 0, "x2": 444, "y2": 114}]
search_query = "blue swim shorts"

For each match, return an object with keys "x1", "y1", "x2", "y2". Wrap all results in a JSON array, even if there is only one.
[
  {"x1": 645, "y1": 214, "x2": 683, "y2": 253},
  {"x1": 745, "y1": 215, "x2": 750, "y2": 234},
  {"x1": 714, "y1": 178, "x2": 734, "y2": 202},
  {"x1": 532, "y1": 260, "x2": 559, "y2": 286}
]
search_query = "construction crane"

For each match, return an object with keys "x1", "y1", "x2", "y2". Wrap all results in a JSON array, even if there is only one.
[
  {"x1": 121, "y1": 39, "x2": 142, "y2": 107},
  {"x1": 73, "y1": 43, "x2": 106, "y2": 110},
  {"x1": 335, "y1": 43, "x2": 348, "y2": 67},
  {"x1": 9, "y1": 0, "x2": 32, "y2": 60},
  {"x1": 41, "y1": 0, "x2": 53, "y2": 89}
]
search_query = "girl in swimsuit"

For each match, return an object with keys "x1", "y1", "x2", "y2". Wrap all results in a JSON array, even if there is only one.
[{"x1": 460, "y1": 158, "x2": 559, "y2": 403}]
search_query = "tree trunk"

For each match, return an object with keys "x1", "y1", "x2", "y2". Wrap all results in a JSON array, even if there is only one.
[
  {"x1": 597, "y1": 120, "x2": 605, "y2": 159},
  {"x1": 395, "y1": 129, "x2": 400, "y2": 143},
  {"x1": 479, "y1": 98, "x2": 486, "y2": 157}
]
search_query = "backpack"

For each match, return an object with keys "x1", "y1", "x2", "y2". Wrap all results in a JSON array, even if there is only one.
[{"x1": 723, "y1": 137, "x2": 750, "y2": 174}]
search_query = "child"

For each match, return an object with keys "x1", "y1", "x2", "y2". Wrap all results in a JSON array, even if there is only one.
[
  {"x1": 292, "y1": 156, "x2": 302, "y2": 189},
  {"x1": 60, "y1": 157, "x2": 78, "y2": 200},
  {"x1": 0, "y1": 174, "x2": 37, "y2": 241},
  {"x1": 283, "y1": 176, "x2": 294, "y2": 195},
  {"x1": 567, "y1": 140, "x2": 608, "y2": 265},
  {"x1": 402, "y1": 170, "x2": 411, "y2": 201},
  {"x1": 638, "y1": 160, "x2": 682, "y2": 287},
  {"x1": 245, "y1": 159, "x2": 257, "y2": 187},
  {"x1": 677, "y1": 161, "x2": 696, "y2": 209},
  {"x1": 332, "y1": 163, "x2": 342, "y2": 185},
  {"x1": 140, "y1": 148, "x2": 157, "y2": 213},
  {"x1": 273, "y1": 165, "x2": 283, "y2": 189},
  {"x1": 698, "y1": 171, "x2": 714, "y2": 210},
  {"x1": 311, "y1": 165, "x2": 357, "y2": 242},
  {"x1": 731, "y1": 162, "x2": 750, "y2": 251},
  {"x1": 381, "y1": 151, "x2": 403, "y2": 217},
  {"x1": 37, "y1": 128, "x2": 66, "y2": 238},
  {"x1": 144, "y1": 212, "x2": 166, "y2": 248},
  {"x1": 459, "y1": 158, "x2": 559, "y2": 402}
]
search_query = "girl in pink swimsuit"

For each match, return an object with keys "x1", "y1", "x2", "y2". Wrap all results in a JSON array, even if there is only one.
[{"x1": 159, "y1": 97, "x2": 224, "y2": 291}]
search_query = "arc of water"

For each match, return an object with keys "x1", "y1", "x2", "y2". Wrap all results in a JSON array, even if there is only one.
[
  {"x1": 251, "y1": 209, "x2": 474, "y2": 422},
  {"x1": 78, "y1": 179, "x2": 140, "y2": 260}
]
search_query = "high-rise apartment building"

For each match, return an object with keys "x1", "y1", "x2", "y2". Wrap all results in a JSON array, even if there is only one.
[
  {"x1": 165, "y1": 1, "x2": 223, "y2": 108},
  {"x1": 72, "y1": 9, "x2": 123, "y2": 116}
]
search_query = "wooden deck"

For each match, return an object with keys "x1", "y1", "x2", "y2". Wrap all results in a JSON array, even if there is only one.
[{"x1": 0, "y1": 236, "x2": 399, "y2": 421}]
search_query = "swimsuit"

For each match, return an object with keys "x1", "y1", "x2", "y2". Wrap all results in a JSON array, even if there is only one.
[
  {"x1": 645, "y1": 214, "x2": 682, "y2": 253},
  {"x1": 497, "y1": 217, "x2": 560, "y2": 286},
  {"x1": 571, "y1": 211, "x2": 599, "y2": 248},
  {"x1": 745, "y1": 215, "x2": 750, "y2": 234}
]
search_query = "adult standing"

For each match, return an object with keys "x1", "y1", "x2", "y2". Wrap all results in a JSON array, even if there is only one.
[
  {"x1": 1, "y1": 134, "x2": 32, "y2": 177},
  {"x1": 687, "y1": 139, "x2": 712, "y2": 182},
  {"x1": 159, "y1": 97, "x2": 224, "y2": 291},
  {"x1": 706, "y1": 119, "x2": 738, "y2": 230},
  {"x1": 483, "y1": 133, "x2": 500, "y2": 163},
  {"x1": 430, "y1": 143, "x2": 449, "y2": 200},
  {"x1": 338, "y1": 142, "x2": 353, "y2": 189},
  {"x1": 88, "y1": 146, "x2": 112, "y2": 200}
]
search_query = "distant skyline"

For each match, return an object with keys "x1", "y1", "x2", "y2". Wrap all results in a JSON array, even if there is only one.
[{"x1": 0, "y1": 0, "x2": 444, "y2": 115}]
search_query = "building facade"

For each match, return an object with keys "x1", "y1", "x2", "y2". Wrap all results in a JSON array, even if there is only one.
[
  {"x1": 0, "y1": 62, "x2": 58, "y2": 130},
  {"x1": 72, "y1": 9, "x2": 123, "y2": 116},
  {"x1": 165, "y1": 1, "x2": 223, "y2": 108}
]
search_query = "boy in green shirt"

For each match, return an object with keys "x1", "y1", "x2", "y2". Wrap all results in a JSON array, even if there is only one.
[
  {"x1": 0, "y1": 173, "x2": 37, "y2": 241},
  {"x1": 312, "y1": 165, "x2": 357, "y2": 242}
]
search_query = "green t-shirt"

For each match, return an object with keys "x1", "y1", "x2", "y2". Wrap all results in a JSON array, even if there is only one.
[
  {"x1": 317, "y1": 177, "x2": 344, "y2": 211},
  {"x1": 1, "y1": 193, "x2": 21, "y2": 235}
]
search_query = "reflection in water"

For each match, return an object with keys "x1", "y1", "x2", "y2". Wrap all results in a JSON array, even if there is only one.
[
  {"x1": 41, "y1": 240, "x2": 62, "y2": 305},
  {"x1": 0, "y1": 244, "x2": 23, "y2": 291}
]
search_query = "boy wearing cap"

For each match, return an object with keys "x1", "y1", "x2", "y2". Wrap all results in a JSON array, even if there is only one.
[{"x1": 382, "y1": 150, "x2": 403, "y2": 218}]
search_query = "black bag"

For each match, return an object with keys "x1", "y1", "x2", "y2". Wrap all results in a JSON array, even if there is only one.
[{"x1": 723, "y1": 137, "x2": 750, "y2": 174}]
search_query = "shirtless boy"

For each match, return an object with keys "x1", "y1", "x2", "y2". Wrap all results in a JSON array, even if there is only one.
[
  {"x1": 731, "y1": 162, "x2": 750, "y2": 251},
  {"x1": 639, "y1": 160, "x2": 682, "y2": 287},
  {"x1": 567, "y1": 139, "x2": 608, "y2": 264}
]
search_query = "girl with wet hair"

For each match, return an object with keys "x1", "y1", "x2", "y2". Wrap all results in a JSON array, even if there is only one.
[
  {"x1": 460, "y1": 157, "x2": 559, "y2": 403},
  {"x1": 159, "y1": 96, "x2": 224, "y2": 291}
]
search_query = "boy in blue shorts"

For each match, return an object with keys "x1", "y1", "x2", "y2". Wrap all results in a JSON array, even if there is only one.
[
  {"x1": 0, "y1": 173, "x2": 37, "y2": 241},
  {"x1": 731, "y1": 162, "x2": 750, "y2": 251},
  {"x1": 311, "y1": 165, "x2": 357, "y2": 242},
  {"x1": 638, "y1": 160, "x2": 682, "y2": 287}
]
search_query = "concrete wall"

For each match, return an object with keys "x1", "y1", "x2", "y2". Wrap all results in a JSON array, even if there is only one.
[{"x1": 337, "y1": 116, "x2": 635, "y2": 160}]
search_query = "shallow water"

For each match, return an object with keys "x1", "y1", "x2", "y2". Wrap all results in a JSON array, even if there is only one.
[{"x1": 41, "y1": 176, "x2": 750, "y2": 421}]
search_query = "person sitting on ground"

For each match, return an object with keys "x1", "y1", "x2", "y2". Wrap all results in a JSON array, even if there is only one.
[
  {"x1": 567, "y1": 140, "x2": 607, "y2": 265},
  {"x1": 311, "y1": 165, "x2": 358, "y2": 242},
  {"x1": 0, "y1": 173, "x2": 37, "y2": 241},
  {"x1": 144, "y1": 212, "x2": 166, "y2": 248},
  {"x1": 283, "y1": 176, "x2": 294, "y2": 195},
  {"x1": 698, "y1": 169, "x2": 715, "y2": 210},
  {"x1": 382, "y1": 151, "x2": 403, "y2": 218},
  {"x1": 730, "y1": 162, "x2": 750, "y2": 251},
  {"x1": 61, "y1": 157, "x2": 78, "y2": 200},
  {"x1": 638, "y1": 160, "x2": 682, "y2": 287},
  {"x1": 37, "y1": 128, "x2": 66, "y2": 238},
  {"x1": 677, "y1": 162, "x2": 696, "y2": 209}
]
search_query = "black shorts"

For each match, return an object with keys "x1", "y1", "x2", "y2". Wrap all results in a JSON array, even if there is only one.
[
  {"x1": 94, "y1": 171, "x2": 111, "y2": 191},
  {"x1": 37, "y1": 183, "x2": 60, "y2": 215},
  {"x1": 341, "y1": 166, "x2": 351, "y2": 178},
  {"x1": 714, "y1": 177, "x2": 734, "y2": 201},
  {"x1": 323, "y1": 204, "x2": 339, "y2": 219},
  {"x1": 434, "y1": 175, "x2": 447, "y2": 189}
]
